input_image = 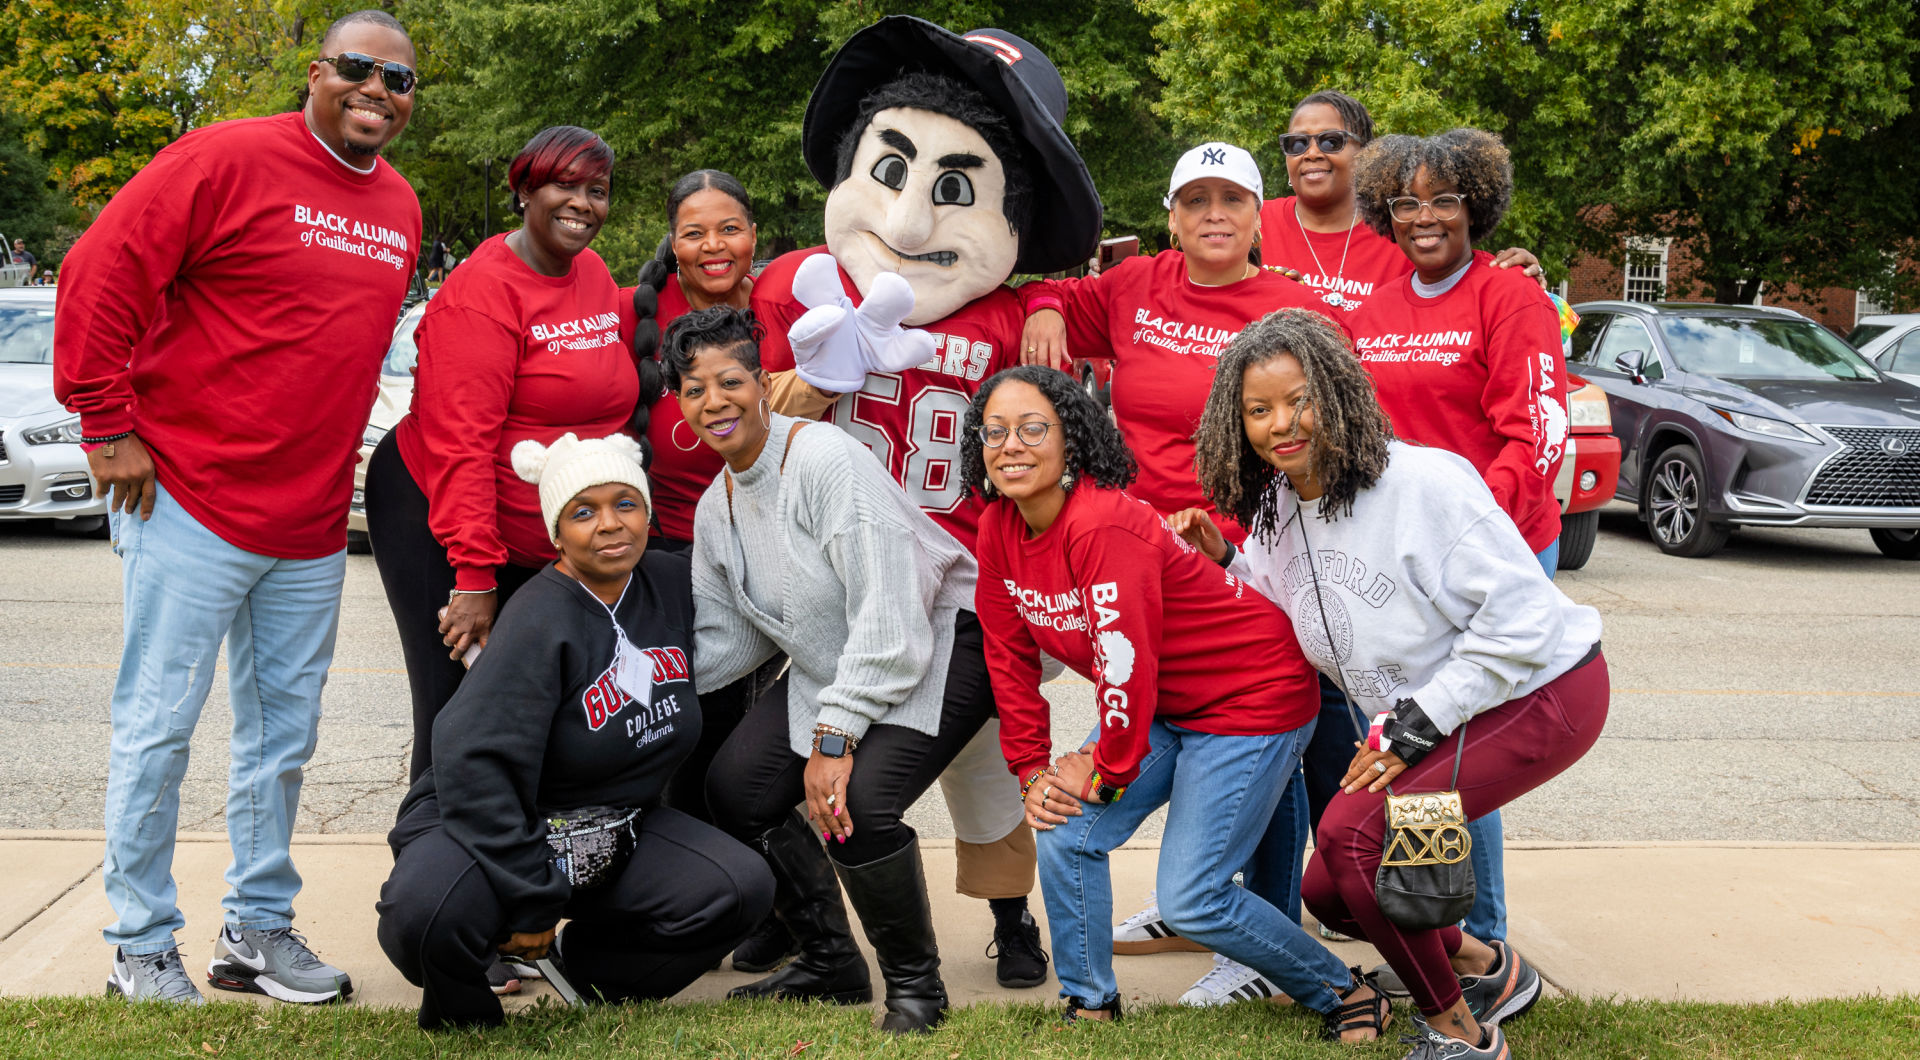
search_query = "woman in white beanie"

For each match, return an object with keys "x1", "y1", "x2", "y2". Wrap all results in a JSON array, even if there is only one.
[
  {"x1": 375, "y1": 432, "x2": 773, "y2": 1030},
  {"x1": 672, "y1": 306, "x2": 989, "y2": 1035}
]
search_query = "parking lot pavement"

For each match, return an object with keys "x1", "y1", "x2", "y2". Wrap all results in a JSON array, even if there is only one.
[{"x1": 2, "y1": 501, "x2": 1917, "y2": 842}]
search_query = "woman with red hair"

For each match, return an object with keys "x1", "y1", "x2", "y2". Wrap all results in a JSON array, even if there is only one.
[{"x1": 366, "y1": 127, "x2": 635, "y2": 992}]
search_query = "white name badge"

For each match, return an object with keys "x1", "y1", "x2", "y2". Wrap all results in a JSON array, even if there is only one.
[{"x1": 614, "y1": 639, "x2": 654, "y2": 708}]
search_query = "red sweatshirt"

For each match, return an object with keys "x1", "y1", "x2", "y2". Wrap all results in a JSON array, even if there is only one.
[
  {"x1": 753, "y1": 246, "x2": 1025, "y2": 553},
  {"x1": 54, "y1": 111, "x2": 421, "y2": 558},
  {"x1": 1021, "y1": 249, "x2": 1338, "y2": 543},
  {"x1": 394, "y1": 235, "x2": 634, "y2": 590},
  {"x1": 1347, "y1": 254, "x2": 1570, "y2": 550},
  {"x1": 976, "y1": 485, "x2": 1318, "y2": 786},
  {"x1": 1258, "y1": 196, "x2": 1411, "y2": 313},
  {"x1": 618, "y1": 279, "x2": 721, "y2": 543}
]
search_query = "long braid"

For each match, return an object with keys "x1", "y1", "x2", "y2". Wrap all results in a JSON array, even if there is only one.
[{"x1": 1193, "y1": 309, "x2": 1393, "y2": 540}]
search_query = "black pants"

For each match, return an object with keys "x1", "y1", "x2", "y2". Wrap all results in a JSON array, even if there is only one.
[
  {"x1": 706, "y1": 612, "x2": 995, "y2": 867},
  {"x1": 365, "y1": 432, "x2": 540, "y2": 781},
  {"x1": 376, "y1": 796, "x2": 773, "y2": 1029}
]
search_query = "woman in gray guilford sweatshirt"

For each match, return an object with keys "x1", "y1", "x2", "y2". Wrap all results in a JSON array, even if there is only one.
[{"x1": 667, "y1": 307, "x2": 988, "y2": 1036}]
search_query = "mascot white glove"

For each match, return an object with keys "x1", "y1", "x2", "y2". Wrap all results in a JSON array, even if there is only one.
[{"x1": 787, "y1": 253, "x2": 937, "y2": 393}]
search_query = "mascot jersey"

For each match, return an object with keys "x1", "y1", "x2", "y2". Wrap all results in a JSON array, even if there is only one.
[{"x1": 756, "y1": 246, "x2": 1024, "y2": 554}]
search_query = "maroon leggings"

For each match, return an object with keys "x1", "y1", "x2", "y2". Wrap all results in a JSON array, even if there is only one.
[{"x1": 1303, "y1": 650, "x2": 1609, "y2": 1016}]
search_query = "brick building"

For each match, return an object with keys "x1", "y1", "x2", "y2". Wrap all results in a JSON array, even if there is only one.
[{"x1": 1561, "y1": 237, "x2": 1895, "y2": 337}]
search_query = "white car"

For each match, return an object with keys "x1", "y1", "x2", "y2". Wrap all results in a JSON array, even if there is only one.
[
  {"x1": 1848, "y1": 313, "x2": 1920, "y2": 388},
  {"x1": 0, "y1": 286, "x2": 108, "y2": 532},
  {"x1": 346, "y1": 299, "x2": 427, "y2": 551}
]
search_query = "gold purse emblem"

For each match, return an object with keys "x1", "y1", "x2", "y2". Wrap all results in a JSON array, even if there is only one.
[{"x1": 1381, "y1": 791, "x2": 1472, "y2": 867}]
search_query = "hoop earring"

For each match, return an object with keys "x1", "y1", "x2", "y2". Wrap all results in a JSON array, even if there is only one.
[
  {"x1": 672, "y1": 419, "x2": 702, "y2": 452},
  {"x1": 1170, "y1": 231, "x2": 1181, "y2": 252},
  {"x1": 759, "y1": 397, "x2": 771, "y2": 431}
]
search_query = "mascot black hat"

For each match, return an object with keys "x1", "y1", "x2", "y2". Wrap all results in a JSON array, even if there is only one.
[{"x1": 802, "y1": 17, "x2": 1103, "y2": 275}]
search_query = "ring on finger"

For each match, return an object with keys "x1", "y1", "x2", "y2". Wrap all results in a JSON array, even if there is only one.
[{"x1": 1371, "y1": 760, "x2": 1388, "y2": 774}]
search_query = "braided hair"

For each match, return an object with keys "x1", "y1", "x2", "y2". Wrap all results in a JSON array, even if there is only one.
[
  {"x1": 959, "y1": 366, "x2": 1136, "y2": 501},
  {"x1": 628, "y1": 170, "x2": 756, "y2": 450},
  {"x1": 1192, "y1": 309, "x2": 1393, "y2": 537}
]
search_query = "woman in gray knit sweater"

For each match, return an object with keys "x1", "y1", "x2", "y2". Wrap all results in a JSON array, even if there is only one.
[{"x1": 670, "y1": 307, "x2": 995, "y2": 1035}]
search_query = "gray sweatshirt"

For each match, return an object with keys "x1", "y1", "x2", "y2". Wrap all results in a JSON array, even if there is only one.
[
  {"x1": 1228, "y1": 442, "x2": 1603, "y2": 735},
  {"x1": 691, "y1": 414, "x2": 978, "y2": 756}
]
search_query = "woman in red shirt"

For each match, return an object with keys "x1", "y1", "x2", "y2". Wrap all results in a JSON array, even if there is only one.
[
  {"x1": 620, "y1": 169, "x2": 758, "y2": 552},
  {"x1": 366, "y1": 126, "x2": 634, "y2": 803},
  {"x1": 1021, "y1": 143, "x2": 1334, "y2": 543},
  {"x1": 964, "y1": 365, "x2": 1384, "y2": 1033}
]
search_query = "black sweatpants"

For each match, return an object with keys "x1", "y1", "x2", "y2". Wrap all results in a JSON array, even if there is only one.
[
  {"x1": 376, "y1": 795, "x2": 773, "y2": 1029},
  {"x1": 705, "y1": 611, "x2": 996, "y2": 866},
  {"x1": 364, "y1": 432, "x2": 540, "y2": 781}
]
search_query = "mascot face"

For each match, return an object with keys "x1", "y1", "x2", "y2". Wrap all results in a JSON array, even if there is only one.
[{"x1": 825, "y1": 107, "x2": 1020, "y2": 326}]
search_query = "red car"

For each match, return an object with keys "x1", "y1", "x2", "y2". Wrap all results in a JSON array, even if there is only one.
[{"x1": 1555, "y1": 373, "x2": 1622, "y2": 569}]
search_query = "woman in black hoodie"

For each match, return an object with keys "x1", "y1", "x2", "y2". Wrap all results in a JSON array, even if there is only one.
[{"x1": 376, "y1": 432, "x2": 773, "y2": 1029}]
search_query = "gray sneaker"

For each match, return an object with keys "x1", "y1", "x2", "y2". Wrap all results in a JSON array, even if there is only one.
[
  {"x1": 207, "y1": 925, "x2": 353, "y2": 1004},
  {"x1": 107, "y1": 945, "x2": 205, "y2": 1004}
]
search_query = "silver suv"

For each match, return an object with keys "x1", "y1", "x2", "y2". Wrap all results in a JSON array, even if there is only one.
[{"x1": 1568, "y1": 301, "x2": 1920, "y2": 559}]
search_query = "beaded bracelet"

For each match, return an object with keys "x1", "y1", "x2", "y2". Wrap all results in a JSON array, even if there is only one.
[{"x1": 1019, "y1": 768, "x2": 1046, "y2": 799}]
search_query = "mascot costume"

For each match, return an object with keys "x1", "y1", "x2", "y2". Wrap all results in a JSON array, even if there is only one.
[{"x1": 741, "y1": 16, "x2": 1102, "y2": 1033}]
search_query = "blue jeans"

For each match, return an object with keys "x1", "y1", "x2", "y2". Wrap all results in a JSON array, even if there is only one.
[
  {"x1": 102, "y1": 485, "x2": 344, "y2": 954},
  {"x1": 1037, "y1": 720, "x2": 1350, "y2": 1012}
]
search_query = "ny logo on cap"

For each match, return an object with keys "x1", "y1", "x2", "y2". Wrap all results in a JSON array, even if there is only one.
[
  {"x1": 1202, "y1": 147, "x2": 1227, "y2": 165},
  {"x1": 965, "y1": 34, "x2": 1024, "y2": 67}
]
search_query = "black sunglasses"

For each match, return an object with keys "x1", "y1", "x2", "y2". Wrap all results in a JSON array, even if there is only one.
[
  {"x1": 319, "y1": 53, "x2": 418, "y2": 95},
  {"x1": 1279, "y1": 130, "x2": 1359, "y2": 156}
]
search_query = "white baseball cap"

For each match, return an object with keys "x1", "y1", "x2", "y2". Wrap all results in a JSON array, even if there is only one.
[{"x1": 1163, "y1": 142, "x2": 1264, "y2": 208}]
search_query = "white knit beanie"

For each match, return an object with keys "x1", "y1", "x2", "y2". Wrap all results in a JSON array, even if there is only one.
[{"x1": 511, "y1": 432, "x2": 651, "y2": 542}]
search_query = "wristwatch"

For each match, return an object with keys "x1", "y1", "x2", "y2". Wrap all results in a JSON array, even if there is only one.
[{"x1": 815, "y1": 732, "x2": 853, "y2": 758}]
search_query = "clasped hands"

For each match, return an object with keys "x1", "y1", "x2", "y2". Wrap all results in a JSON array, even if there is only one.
[{"x1": 1024, "y1": 743, "x2": 1104, "y2": 831}]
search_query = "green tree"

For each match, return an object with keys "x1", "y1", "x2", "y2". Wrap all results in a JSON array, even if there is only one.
[{"x1": 0, "y1": 106, "x2": 66, "y2": 253}]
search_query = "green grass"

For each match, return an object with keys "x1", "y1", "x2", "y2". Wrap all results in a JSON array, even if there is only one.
[{"x1": 2, "y1": 995, "x2": 1915, "y2": 1059}]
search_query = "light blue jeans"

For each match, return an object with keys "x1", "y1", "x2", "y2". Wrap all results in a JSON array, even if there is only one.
[
  {"x1": 1037, "y1": 720, "x2": 1351, "y2": 1012},
  {"x1": 103, "y1": 484, "x2": 344, "y2": 954}
]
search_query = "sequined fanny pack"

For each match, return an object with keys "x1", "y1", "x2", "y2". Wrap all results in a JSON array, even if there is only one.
[{"x1": 541, "y1": 806, "x2": 642, "y2": 890}]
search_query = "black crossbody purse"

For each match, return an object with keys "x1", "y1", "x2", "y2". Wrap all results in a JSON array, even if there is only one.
[{"x1": 541, "y1": 806, "x2": 643, "y2": 891}]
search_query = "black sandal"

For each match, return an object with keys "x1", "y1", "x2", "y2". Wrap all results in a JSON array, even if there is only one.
[
  {"x1": 1322, "y1": 966, "x2": 1391, "y2": 1041},
  {"x1": 1063, "y1": 997, "x2": 1123, "y2": 1024}
]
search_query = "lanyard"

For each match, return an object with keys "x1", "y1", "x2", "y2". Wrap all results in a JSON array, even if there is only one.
[{"x1": 577, "y1": 573, "x2": 654, "y2": 707}]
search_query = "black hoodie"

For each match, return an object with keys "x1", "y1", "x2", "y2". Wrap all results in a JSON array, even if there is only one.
[{"x1": 392, "y1": 551, "x2": 701, "y2": 933}]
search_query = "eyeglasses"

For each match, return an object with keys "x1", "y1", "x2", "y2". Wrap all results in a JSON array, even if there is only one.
[
  {"x1": 319, "y1": 53, "x2": 418, "y2": 95},
  {"x1": 1386, "y1": 193, "x2": 1468, "y2": 223},
  {"x1": 976, "y1": 422, "x2": 1057, "y2": 448},
  {"x1": 1279, "y1": 130, "x2": 1359, "y2": 156}
]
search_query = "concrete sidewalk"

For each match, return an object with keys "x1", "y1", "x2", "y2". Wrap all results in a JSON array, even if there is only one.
[{"x1": 2, "y1": 832, "x2": 1914, "y2": 1013}]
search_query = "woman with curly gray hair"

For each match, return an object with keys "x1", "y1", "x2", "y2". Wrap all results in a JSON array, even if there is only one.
[
  {"x1": 1345, "y1": 128, "x2": 1574, "y2": 949},
  {"x1": 1179, "y1": 308, "x2": 1608, "y2": 1060},
  {"x1": 962, "y1": 366, "x2": 1374, "y2": 1031}
]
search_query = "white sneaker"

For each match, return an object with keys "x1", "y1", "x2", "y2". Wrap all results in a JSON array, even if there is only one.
[
  {"x1": 1112, "y1": 890, "x2": 1207, "y2": 955},
  {"x1": 1178, "y1": 953, "x2": 1289, "y2": 1006}
]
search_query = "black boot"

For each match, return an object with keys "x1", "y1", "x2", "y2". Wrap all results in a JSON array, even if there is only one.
[
  {"x1": 727, "y1": 810, "x2": 872, "y2": 1005},
  {"x1": 730, "y1": 912, "x2": 799, "y2": 973},
  {"x1": 833, "y1": 836, "x2": 948, "y2": 1034}
]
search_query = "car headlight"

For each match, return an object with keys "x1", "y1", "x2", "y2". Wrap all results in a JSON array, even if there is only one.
[
  {"x1": 22, "y1": 416, "x2": 83, "y2": 445},
  {"x1": 1569, "y1": 383, "x2": 1612, "y2": 430},
  {"x1": 1710, "y1": 407, "x2": 1817, "y2": 444},
  {"x1": 363, "y1": 424, "x2": 389, "y2": 448}
]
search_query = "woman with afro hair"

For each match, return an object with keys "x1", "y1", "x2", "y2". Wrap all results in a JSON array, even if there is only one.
[
  {"x1": 965, "y1": 365, "x2": 1378, "y2": 1030},
  {"x1": 1345, "y1": 129, "x2": 1574, "y2": 949}
]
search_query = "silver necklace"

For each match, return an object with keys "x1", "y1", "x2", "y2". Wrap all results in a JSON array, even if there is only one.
[{"x1": 1296, "y1": 204, "x2": 1357, "y2": 309}]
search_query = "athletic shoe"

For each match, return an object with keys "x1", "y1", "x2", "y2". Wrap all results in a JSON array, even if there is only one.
[
  {"x1": 486, "y1": 955, "x2": 521, "y2": 996},
  {"x1": 1398, "y1": 1015, "x2": 1509, "y2": 1059},
  {"x1": 985, "y1": 909, "x2": 1049, "y2": 989},
  {"x1": 1179, "y1": 953, "x2": 1288, "y2": 1006},
  {"x1": 1319, "y1": 922, "x2": 1357, "y2": 942},
  {"x1": 1458, "y1": 940, "x2": 1540, "y2": 1027},
  {"x1": 504, "y1": 957, "x2": 545, "y2": 981},
  {"x1": 1370, "y1": 961, "x2": 1411, "y2": 998},
  {"x1": 1112, "y1": 891, "x2": 1207, "y2": 955},
  {"x1": 107, "y1": 945, "x2": 204, "y2": 1005},
  {"x1": 206, "y1": 925, "x2": 353, "y2": 1004}
]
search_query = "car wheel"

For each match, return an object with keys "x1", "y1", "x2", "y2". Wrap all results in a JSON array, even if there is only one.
[
  {"x1": 1645, "y1": 445, "x2": 1730, "y2": 557},
  {"x1": 1869, "y1": 528, "x2": 1920, "y2": 560},
  {"x1": 1557, "y1": 510, "x2": 1599, "y2": 570},
  {"x1": 347, "y1": 530, "x2": 373, "y2": 555}
]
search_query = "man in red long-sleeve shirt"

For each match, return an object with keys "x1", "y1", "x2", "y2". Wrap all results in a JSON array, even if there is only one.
[{"x1": 53, "y1": 9, "x2": 422, "y2": 1006}]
